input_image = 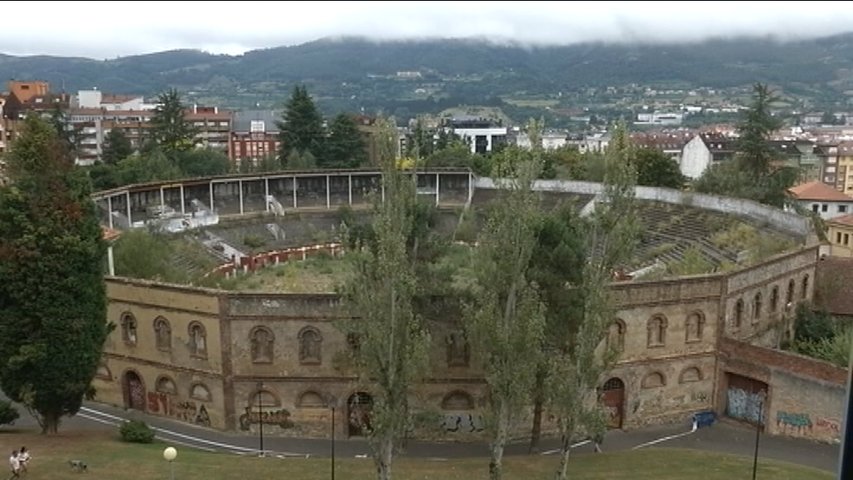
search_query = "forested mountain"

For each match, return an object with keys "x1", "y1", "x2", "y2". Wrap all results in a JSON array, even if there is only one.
[{"x1": 2, "y1": 34, "x2": 852, "y2": 118}]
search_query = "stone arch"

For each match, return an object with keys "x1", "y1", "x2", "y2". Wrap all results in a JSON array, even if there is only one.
[
  {"x1": 445, "y1": 331, "x2": 470, "y2": 367},
  {"x1": 188, "y1": 321, "x2": 207, "y2": 358},
  {"x1": 297, "y1": 390, "x2": 327, "y2": 408},
  {"x1": 189, "y1": 382, "x2": 212, "y2": 402},
  {"x1": 298, "y1": 326, "x2": 323, "y2": 364},
  {"x1": 154, "y1": 316, "x2": 171, "y2": 351},
  {"x1": 801, "y1": 274, "x2": 810, "y2": 299},
  {"x1": 249, "y1": 326, "x2": 275, "y2": 364},
  {"x1": 770, "y1": 285, "x2": 779, "y2": 313},
  {"x1": 155, "y1": 375, "x2": 177, "y2": 395},
  {"x1": 122, "y1": 368, "x2": 146, "y2": 411},
  {"x1": 641, "y1": 371, "x2": 666, "y2": 388},
  {"x1": 734, "y1": 298, "x2": 744, "y2": 327},
  {"x1": 249, "y1": 388, "x2": 282, "y2": 408},
  {"x1": 121, "y1": 311, "x2": 138, "y2": 345},
  {"x1": 441, "y1": 390, "x2": 475, "y2": 410},
  {"x1": 752, "y1": 291, "x2": 762, "y2": 322},
  {"x1": 607, "y1": 319, "x2": 626, "y2": 351},
  {"x1": 647, "y1": 314, "x2": 667, "y2": 347},
  {"x1": 679, "y1": 367, "x2": 702, "y2": 384},
  {"x1": 685, "y1": 311, "x2": 704, "y2": 342}
]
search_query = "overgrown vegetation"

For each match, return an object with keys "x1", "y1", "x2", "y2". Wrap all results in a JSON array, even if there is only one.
[
  {"x1": 0, "y1": 399, "x2": 20, "y2": 426},
  {"x1": 788, "y1": 305, "x2": 852, "y2": 368},
  {"x1": 119, "y1": 420, "x2": 155, "y2": 444}
]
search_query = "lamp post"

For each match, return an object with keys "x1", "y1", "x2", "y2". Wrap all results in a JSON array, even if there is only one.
[
  {"x1": 751, "y1": 391, "x2": 766, "y2": 480},
  {"x1": 163, "y1": 446, "x2": 177, "y2": 480},
  {"x1": 838, "y1": 333, "x2": 853, "y2": 479},
  {"x1": 327, "y1": 394, "x2": 337, "y2": 480},
  {"x1": 257, "y1": 381, "x2": 265, "y2": 457}
]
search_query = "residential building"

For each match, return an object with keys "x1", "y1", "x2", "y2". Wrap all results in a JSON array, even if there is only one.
[
  {"x1": 630, "y1": 131, "x2": 695, "y2": 165},
  {"x1": 186, "y1": 105, "x2": 232, "y2": 156},
  {"x1": 679, "y1": 133, "x2": 736, "y2": 180},
  {"x1": 566, "y1": 132, "x2": 611, "y2": 154},
  {"x1": 787, "y1": 181, "x2": 853, "y2": 220},
  {"x1": 837, "y1": 142, "x2": 853, "y2": 193},
  {"x1": 445, "y1": 117, "x2": 507, "y2": 154},
  {"x1": 230, "y1": 110, "x2": 281, "y2": 168},
  {"x1": 514, "y1": 130, "x2": 568, "y2": 150},
  {"x1": 815, "y1": 143, "x2": 839, "y2": 188},
  {"x1": 825, "y1": 215, "x2": 853, "y2": 257}
]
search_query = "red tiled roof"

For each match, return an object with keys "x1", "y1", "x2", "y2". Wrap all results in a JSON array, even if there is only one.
[
  {"x1": 788, "y1": 181, "x2": 853, "y2": 202},
  {"x1": 828, "y1": 214, "x2": 853, "y2": 227}
]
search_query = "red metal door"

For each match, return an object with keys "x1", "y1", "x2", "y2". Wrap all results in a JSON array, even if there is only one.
[{"x1": 601, "y1": 377, "x2": 625, "y2": 429}]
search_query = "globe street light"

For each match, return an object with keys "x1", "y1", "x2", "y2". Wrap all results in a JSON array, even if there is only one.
[{"x1": 163, "y1": 447, "x2": 177, "y2": 480}]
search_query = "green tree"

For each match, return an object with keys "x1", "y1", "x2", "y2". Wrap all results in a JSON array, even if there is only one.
[
  {"x1": 465, "y1": 157, "x2": 545, "y2": 480},
  {"x1": 176, "y1": 148, "x2": 230, "y2": 177},
  {"x1": 324, "y1": 113, "x2": 367, "y2": 168},
  {"x1": 278, "y1": 85, "x2": 325, "y2": 167},
  {"x1": 526, "y1": 203, "x2": 586, "y2": 452},
  {"x1": 150, "y1": 89, "x2": 198, "y2": 155},
  {"x1": 115, "y1": 149, "x2": 182, "y2": 186},
  {"x1": 549, "y1": 123, "x2": 641, "y2": 479},
  {"x1": 0, "y1": 116, "x2": 108, "y2": 434},
  {"x1": 101, "y1": 128, "x2": 133, "y2": 166},
  {"x1": 633, "y1": 148, "x2": 684, "y2": 188},
  {"x1": 49, "y1": 104, "x2": 76, "y2": 154},
  {"x1": 408, "y1": 117, "x2": 435, "y2": 159},
  {"x1": 737, "y1": 83, "x2": 782, "y2": 179},
  {"x1": 338, "y1": 118, "x2": 431, "y2": 480},
  {"x1": 113, "y1": 229, "x2": 175, "y2": 280}
]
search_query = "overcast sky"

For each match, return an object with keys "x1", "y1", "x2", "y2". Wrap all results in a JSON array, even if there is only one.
[{"x1": 4, "y1": 1, "x2": 853, "y2": 59}]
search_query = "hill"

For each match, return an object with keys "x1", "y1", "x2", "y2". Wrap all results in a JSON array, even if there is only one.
[{"x1": 2, "y1": 34, "x2": 853, "y2": 120}]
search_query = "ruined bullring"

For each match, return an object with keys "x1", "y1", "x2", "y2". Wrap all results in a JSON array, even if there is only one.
[{"x1": 90, "y1": 169, "x2": 822, "y2": 441}]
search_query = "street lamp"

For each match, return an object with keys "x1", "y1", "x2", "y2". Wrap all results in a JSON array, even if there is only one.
[
  {"x1": 751, "y1": 391, "x2": 766, "y2": 480},
  {"x1": 257, "y1": 381, "x2": 265, "y2": 457},
  {"x1": 163, "y1": 447, "x2": 177, "y2": 480}
]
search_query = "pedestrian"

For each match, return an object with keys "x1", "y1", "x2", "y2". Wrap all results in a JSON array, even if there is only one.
[
  {"x1": 8, "y1": 451, "x2": 20, "y2": 480},
  {"x1": 16, "y1": 448, "x2": 28, "y2": 475},
  {"x1": 592, "y1": 431, "x2": 604, "y2": 453}
]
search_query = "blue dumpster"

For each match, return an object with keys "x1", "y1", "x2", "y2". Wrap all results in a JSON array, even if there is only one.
[{"x1": 693, "y1": 410, "x2": 716, "y2": 428}]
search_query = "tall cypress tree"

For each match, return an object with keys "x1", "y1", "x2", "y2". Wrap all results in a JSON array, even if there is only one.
[
  {"x1": 277, "y1": 85, "x2": 325, "y2": 167},
  {"x1": 150, "y1": 88, "x2": 197, "y2": 156},
  {"x1": 0, "y1": 116, "x2": 108, "y2": 434}
]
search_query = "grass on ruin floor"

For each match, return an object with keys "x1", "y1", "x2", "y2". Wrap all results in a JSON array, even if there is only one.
[{"x1": 0, "y1": 428, "x2": 832, "y2": 480}]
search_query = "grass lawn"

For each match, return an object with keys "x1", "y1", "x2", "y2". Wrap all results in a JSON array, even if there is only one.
[
  {"x1": 221, "y1": 253, "x2": 350, "y2": 293},
  {"x1": 0, "y1": 429, "x2": 832, "y2": 480}
]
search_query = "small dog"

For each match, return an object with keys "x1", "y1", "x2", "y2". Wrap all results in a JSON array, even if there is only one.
[{"x1": 69, "y1": 460, "x2": 88, "y2": 472}]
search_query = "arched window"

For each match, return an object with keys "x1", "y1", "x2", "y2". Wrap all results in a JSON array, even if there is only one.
[
  {"x1": 446, "y1": 331, "x2": 470, "y2": 367},
  {"x1": 734, "y1": 299, "x2": 744, "y2": 328},
  {"x1": 155, "y1": 375, "x2": 177, "y2": 395},
  {"x1": 441, "y1": 391, "x2": 475, "y2": 410},
  {"x1": 641, "y1": 372, "x2": 666, "y2": 388},
  {"x1": 752, "y1": 292, "x2": 762, "y2": 322},
  {"x1": 298, "y1": 327, "x2": 322, "y2": 364},
  {"x1": 121, "y1": 312, "x2": 137, "y2": 345},
  {"x1": 786, "y1": 279, "x2": 796, "y2": 306},
  {"x1": 679, "y1": 367, "x2": 702, "y2": 384},
  {"x1": 154, "y1": 316, "x2": 171, "y2": 351},
  {"x1": 801, "y1": 275, "x2": 810, "y2": 299},
  {"x1": 250, "y1": 389, "x2": 281, "y2": 407},
  {"x1": 685, "y1": 312, "x2": 704, "y2": 343},
  {"x1": 190, "y1": 383, "x2": 212, "y2": 402},
  {"x1": 647, "y1": 315, "x2": 667, "y2": 347},
  {"x1": 770, "y1": 286, "x2": 779, "y2": 313},
  {"x1": 607, "y1": 319, "x2": 626, "y2": 351},
  {"x1": 188, "y1": 322, "x2": 207, "y2": 358},
  {"x1": 250, "y1": 326, "x2": 274, "y2": 364},
  {"x1": 297, "y1": 391, "x2": 326, "y2": 408}
]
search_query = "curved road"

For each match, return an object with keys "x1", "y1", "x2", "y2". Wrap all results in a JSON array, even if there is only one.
[{"x1": 2, "y1": 397, "x2": 840, "y2": 472}]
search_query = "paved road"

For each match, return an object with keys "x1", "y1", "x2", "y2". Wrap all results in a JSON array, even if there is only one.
[{"x1": 1, "y1": 398, "x2": 840, "y2": 472}]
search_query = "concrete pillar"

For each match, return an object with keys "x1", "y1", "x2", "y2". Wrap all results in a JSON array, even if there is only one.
[
  {"x1": 107, "y1": 245, "x2": 115, "y2": 276},
  {"x1": 348, "y1": 174, "x2": 353, "y2": 205},
  {"x1": 326, "y1": 175, "x2": 331, "y2": 209},
  {"x1": 239, "y1": 180, "x2": 244, "y2": 215},
  {"x1": 126, "y1": 191, "x2": 132, "y2": 226},
  {"x1": 107, "y1": 196, "x2": 114, "y2": 229},
  {"x1": 209, "y1": 182, "x2": 215, "y2": 213},
  {"x1": 180, "y1": 184, "x2": 186, "y2": 215},
  {"x1": 435, "y1": 173, "x2": 440, "y2": 206},
  {"x1": 466, "y1": 172, "x2": 474, "y2": 207},
  {"x1": 264, "y1": 178, "x2": 270, "y2": 213},
  {"x1": 293, "y1": 176, "x2": 298, "y2": 209},
  {"x1": 159, "y1": 187, "x2": 165, "y2": 210}
]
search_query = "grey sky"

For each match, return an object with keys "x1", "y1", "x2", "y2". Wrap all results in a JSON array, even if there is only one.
[{"x1": 5, "y1": 1, "x2": 853, "y2": 59}]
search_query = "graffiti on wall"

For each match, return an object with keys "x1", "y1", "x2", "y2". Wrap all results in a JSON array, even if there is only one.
[
  {"x1": 239, "y1": 406, "x2": 295, "y2": 431},
  {"x1": 726, "y1": 388, "x2": 763, "y2": 424},
  {"x1": 440, "y1": 414, "x2": 484, "y2": 433},
  {"x1": 146, "y1": 392, "x2": 211, "y2": 427},
  {"x1": 815, "y1": 417, "x2": 841, "y2": 438},
  {"x1": 776, "y1": 411, "x2": 813, "y2": 434}
]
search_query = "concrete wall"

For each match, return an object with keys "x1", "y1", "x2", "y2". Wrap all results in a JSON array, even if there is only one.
[{"x1": 718, "y1": 337, "x2": 846, "y2": 444}]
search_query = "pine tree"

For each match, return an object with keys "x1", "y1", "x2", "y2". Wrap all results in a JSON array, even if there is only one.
[
  {"x1": 324, "y1": 113, "x2": 367, "y2": 168},
  {"x1": 278, "y1": 85, "x2": 325, "y2": 167},
  {"x1": 101, "y1": 128, "x2": 133, "y2": 165},
  {"x1": 0, "y1": 116, "x2": 108, "y2": 434},
  {"x1": 150, "y1": 89, "x2": 198, "y2": 155}
]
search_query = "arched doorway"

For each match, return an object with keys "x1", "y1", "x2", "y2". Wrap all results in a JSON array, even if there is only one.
[
  {"x1": 123, "y1": 371, "x2": 146, "y2": 411},
  {"x1": 347, "y1": 392, "x2": 374, "y2": 437},
  {"x1": 601, "y1": 377, "x2": 625, "y2": 429}
]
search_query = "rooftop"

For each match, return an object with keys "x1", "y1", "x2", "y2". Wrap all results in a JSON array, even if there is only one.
[{"x1": 788, "y1": 181, "x2": 853, "y2": 202}]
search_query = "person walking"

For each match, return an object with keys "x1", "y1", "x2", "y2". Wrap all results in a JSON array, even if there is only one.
[
  {"x1": 16, "y1": 448, "x2": 29, "y2": 475},
  {"x1": 8, "y1": 451, "x2": 20, "y2": 480},
  {"x1": 592, "y1": 431, "x2": 605, "y2": 453}
]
